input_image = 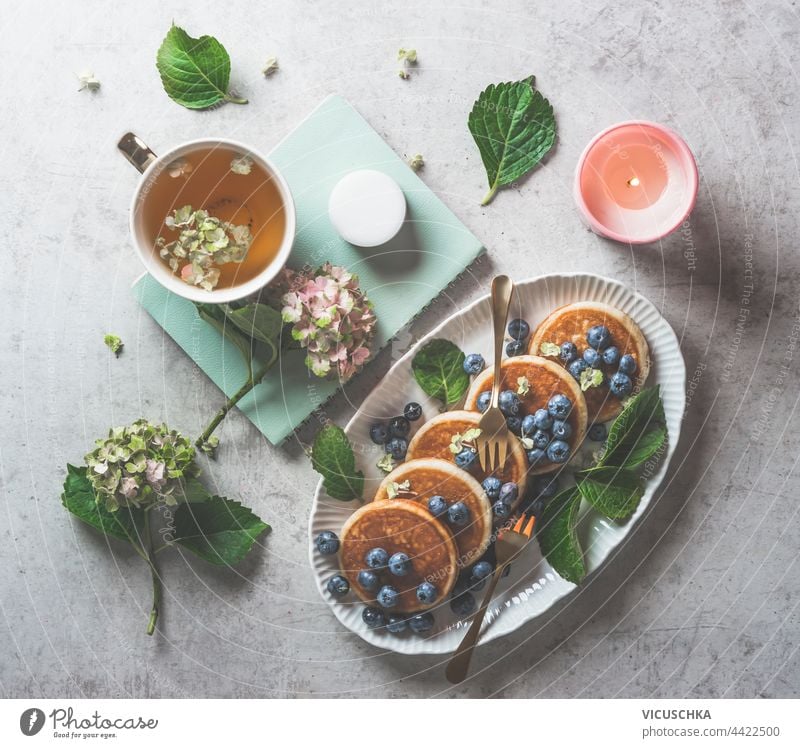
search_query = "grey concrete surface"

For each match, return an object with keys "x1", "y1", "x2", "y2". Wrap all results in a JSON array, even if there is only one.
[{"x1": 1, "y1": 0, "x2": 799, "y2": 698}]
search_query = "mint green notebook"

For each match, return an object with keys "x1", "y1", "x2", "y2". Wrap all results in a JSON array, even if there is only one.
[{"x1": 133, "y1": 95, "x2": 484, "y2": 443}]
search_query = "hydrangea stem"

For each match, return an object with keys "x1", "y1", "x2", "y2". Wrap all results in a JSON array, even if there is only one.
[
  {"x1": 195, "y1": 359, "x2": 275, "y2": 450},
  {"x1": 143, "y1": 507, "x2": 161, "y2": 636}
]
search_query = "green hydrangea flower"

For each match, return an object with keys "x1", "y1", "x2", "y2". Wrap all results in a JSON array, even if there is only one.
[{"x1": 84, "y1": 420, "x2": 198, "y2": 512}]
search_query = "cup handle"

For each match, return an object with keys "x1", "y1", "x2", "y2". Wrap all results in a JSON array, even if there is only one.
[{"x1": 117, "y1": 132, "x2": 158, "y2": 174}]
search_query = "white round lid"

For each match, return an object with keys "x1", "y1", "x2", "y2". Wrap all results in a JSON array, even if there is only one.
[{"x1": 328, "y1": 169, "x2": 407, "y2": 247}]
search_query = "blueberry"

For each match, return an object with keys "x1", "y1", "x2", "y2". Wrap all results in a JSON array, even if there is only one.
[
  {"x1": 408, "y1": 612, "x2": 434, "y2": 634},
  {"x1": 387, "y1": 552, "x2": 411, "y2": 577},
  {"x1": 587, "y1": 324, "x2": 612, "y2": 350},
  {"x1": 327, "y1": 575, "x2": 350, "y2": 597},
  {"x1": 377, "y1": 585, "x2": 399, "y2": 608},
  {"x1": 547, "y1": 394, "x2": 573, "y2": 419},
  {"x1": 498, "y1": 390, "x2": 520, "y2": 416},
  {"x1": 609, "y1": 371, "x2": 633, "y2": 398},
  {"x1": 477, "y1": 391, "x2": 491, "y2": 413},
  {"x1": 589, "y1": 423, "x2": 607, "y2": 441},
  {"x1": 482, "y1": 476, "x2": 502, "y2": 500},
  {"x1": 506, "y1": 415, "x2": 522, "y2": 435},
  {"x1": 447, "y1": 501, "x2": 470, "y2": 525},
  {"x1": 560, "y1": 341, "x2": 578, "y2": 363},
  {"x1": 568, "y1": 358, "x2": 588, "y2": 380},
  {"x1": 532, "y1": 408, "x2": 553, "y2": 431},
  {"x1": 552, "y1": 420, "x2": 572, "y2": 440},
  {"x1": 602, "y1": 346, "x2": 620, "y2": 366},
  {"x1": 454, "y1": 448, "x2": 477, "y2": 469},
  {"x1": 471, "y1": 560, "x2": 493, "y2": 581},
  {"x1": 493, "y1": 500, "x2": 511, "y2": 518},
  {"x1": 508, "y1": 318, "x2": 530, "y2": 341},
  {"x1": 389, "y1": 416, "x2": 410, "y2": 438},
  {"x1": 499, "y1": 482, "x2": 519, "y2": 506},
  {"x1": 619, "y1": 354, "x2": 638, "y2": 375},
  {"x1": 450, "y1": 592, "x2": 476, "y2": 616},
  {"x1": 385, "y1": 437, "x2": 408, "y2": 460},
  {"x1": 403, "y1": 402, "x2": 423, "y2": 421},
  {"x1": 506, "y1": 340, "x2": 525, "y2": 357},
  {"x1": 357, "y1": 570, "x2": 380, "y2": 591},
  {"x1": 369, "y1": 422, "x2": 389, "y2": 445},
  {"x1": 365, "y1": 547, "x2": 389, "y2": 569},
  {"x1": 583, "y1": 348, "x2": 602, "y2": 368},
  {"x1": 463, "y1": 353, "x2": 485, "y2": 375},
  {"x1": 427, "y1": 495, "x2": 448, "y2": 517},
  {"x1": 532, "y1": 475, "x2": 559, "y2": 499},
  {"x1": 531, "y1": 429, "x2": 551, "y2": 449},
  {"x1": 386, "y1": 614, "x2": 408, "y2": 634},
  {"x1": 416, "y1": 581, "x2": 438, "y2": 604},
  {"x1": 315, "y1": 530, "x2": 339, "y2": 555},
  {"x1": 546, "y1": 439, "x2": 570, "y2": 463},
  {"x1": 527, "y1": 448, "x2": 548, "y2": 466},
  {"x1": 362, "y1": 606, "x2": 386, "y2": 629},
  {"x1": 521, "y1": 414, "x2": 537, "y2": 436}
]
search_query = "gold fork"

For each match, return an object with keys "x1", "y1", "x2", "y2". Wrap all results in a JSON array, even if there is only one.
[
  {"x1": 475, "y1": 274, "x2": 515, "y2": 472},
  {"x1": 446, "y1": 514, "x2": 536, "y2": 684}
]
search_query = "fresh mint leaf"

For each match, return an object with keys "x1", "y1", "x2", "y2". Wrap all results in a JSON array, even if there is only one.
[
  {"x1": 61, "y1": 465, "x2": 144, "y2": 545},
  {"x1": 468, "y1": 76, "x2": 556, "y2": 205},
  {"x1": 600, "y1": 386, "x2": 667, "y2": 468},
  {"x1": 311, "y1": 424, "x2": 365, "y2": 501},
  {"x1": 577, "y1": 467, "x2": 644, "y2": 520},
  {"x1": 411, "y1": 339, "x2": 470, "y2": 406},
  {"x1": 172, "y1": 495, "x2": 269, "y2": 565},
  {"x1": 156, "y1": 24, "x2": 247, "y2": 110},
  {"x1": 535, "y1": 487, "x2": 585, "y2": 584}
]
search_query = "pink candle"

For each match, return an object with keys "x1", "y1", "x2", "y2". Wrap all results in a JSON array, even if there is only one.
[{"x1": 574, "y1": 120, "x2": 698, "y2": 244}]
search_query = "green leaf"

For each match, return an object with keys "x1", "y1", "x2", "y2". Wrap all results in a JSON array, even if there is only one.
[
  {"x1": 156, "y1": 24, "x2": 247, "y2": 110},
  {"x1": 174, "y1": 476, "x2": 214, "y2": 504},
  {"x1": 535, "y1": 487, "x2": 585, "y2": 584},
  {"x1": 411, "y1": 339, "x2": 470, "y2": 406},
  {"x1": 195, "y1": 302, "x2": 254, "y2": 372},
  {"x1": 600, "y1": 386, "x2": 667, "y2": 468},
  {"x1": 222, "y1": 303, "x2": 282, "y2": 358},
  {"x1": 577, "y1": 467, "x2": 644, "y2": 520},
  {"x1": 311, "y1": 424, "x2": 365, "y2": 501},
  {"x1": 468, "y1": 76, "x2": 556, "y2": 204},
  {"x1": 61, "y1": 465, "x2": 144, "y2": 545},
  {"x1": 172, "y1": 495, "x2": 269, "y2": 565}
]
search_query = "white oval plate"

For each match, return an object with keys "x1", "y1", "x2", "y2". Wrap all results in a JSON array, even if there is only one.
[{"x1": 309, "y1": 273, "x2": 686, "y2": 655}]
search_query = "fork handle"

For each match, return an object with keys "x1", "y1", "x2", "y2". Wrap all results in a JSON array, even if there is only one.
[
  {"x1": 490, "y1": 275, "x2": 514, "y2": 409},
  {"x1": 445, "y1": 563, "x2": 506, "y2": 684}
]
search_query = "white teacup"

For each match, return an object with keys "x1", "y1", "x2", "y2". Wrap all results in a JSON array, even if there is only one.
[{"x1": 119, "y1": 133, "x2": 296, "y2": 304}]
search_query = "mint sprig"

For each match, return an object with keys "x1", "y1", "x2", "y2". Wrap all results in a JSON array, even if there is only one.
[
  {"x1": 411, "y1": 338, "x2": 470, "y2": 407},
  {"x1": 599, "y1": 386, "x2": 667, "y2": 469},
  {"x1": 311, "y1": 424, "x2": 365, "y2": 501},
  {"x1": 535, "y1": 487, "x2": 585, "y2": 584},
  {"x1": 468, "y1": 76, "x2": 556, "y2": 205}
]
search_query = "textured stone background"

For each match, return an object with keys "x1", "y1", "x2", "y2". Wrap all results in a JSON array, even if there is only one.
[{"x1": 2, "y1": 0, "x2": 798, "y2": 698}]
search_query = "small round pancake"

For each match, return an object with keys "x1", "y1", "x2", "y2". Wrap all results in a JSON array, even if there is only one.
[
  {"x1": 464, "y1": 355, "x2": 588, "y2": 475},
  {"x1": 374, "y1": 458, "x2": 492, "y2": 568},
  {"x1": 339, "y1": 499, "x2": 458, "y2": 613},
  {"x1": 529, "y1": 301, "x2": 651, "y2": 423},
  {"x1": 406, "y1": 410, "x2": 528, "y2": 504}
]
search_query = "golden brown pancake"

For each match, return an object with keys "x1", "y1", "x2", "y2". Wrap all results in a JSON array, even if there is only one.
[
  {"x1": 374, "y1": 458, "x2": 492, "y2": 567},
  {"x1": 339, "y1": 499, "x2": 458, "y2": 613},
  {"x1": 529, "y1": 301, "x2": 651, "y2": 423},
  {"x1": 406, "y1": 410, "x2": 528, "y2": 503},
  {"x1": 464, "y1": 355, "x2": 588, "y2": 475}
]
